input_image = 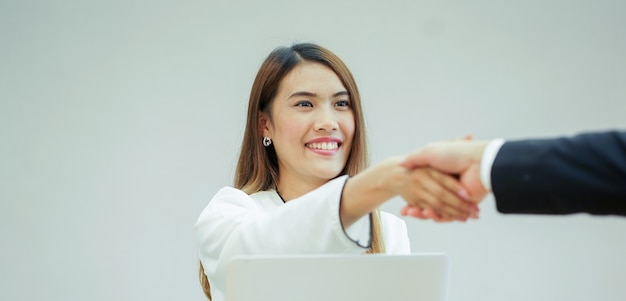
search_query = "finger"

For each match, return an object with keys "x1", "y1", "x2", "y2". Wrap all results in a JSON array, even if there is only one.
[
  {"x1": 426, "y1": 168, "x2": 470, "y2": 201},
  {"x1": 405, "y1": 186, "x2": 469, "y2": 221},
  {"x1": 424, "y1": 168, "x2": 481, "y2": 218},
  {"x1": 426, "y1": 169, "x2": 479, "y2": 220},
  {"x1": 408, "y1": 206, "x2": 428, "y2": 219},
  {"x1": 399, "y1": 149, "x2": 429, "y2": 169},
  {"x1": 421, "y1": 208, "x2": 460, "y2": 223},
  {"x1": 400, "y1": 205, "x2": 428, "y2": 219},
  {"x1": 446, "y1": 134, "x2": 472, "y2": 142},
  {"x1": 468, "y1": 203, "x2": 480, "y2": 219},
  {"x1": 398, "y1": 168, "x2": 473, "y2": 220},
  {"x1": 400, "y1": 205, "x2": 409, "y2": 216},
  {"x1": 402, "y1": 205, "x2": 464, "y2": 223},
  {"x1": 410, "y1": 170, "x2": 475, "y2": 219},
  {"x1": 398, "y1": 184, "x2": 438, "y2": 216}
]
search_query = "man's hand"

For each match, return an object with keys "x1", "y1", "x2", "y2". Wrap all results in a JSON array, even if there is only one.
[{"x1": 398, "y1": 140, "x2": 491, "y2": 220}]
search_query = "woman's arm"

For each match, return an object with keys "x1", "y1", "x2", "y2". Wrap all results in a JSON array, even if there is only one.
[{"x1": 340, "y1": 156, "x2": 477, "y2": 227}]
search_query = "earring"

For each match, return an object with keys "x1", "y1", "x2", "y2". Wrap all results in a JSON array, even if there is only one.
[{"x1": 262, "y1": 136, "x2": 272, "y2": 147}]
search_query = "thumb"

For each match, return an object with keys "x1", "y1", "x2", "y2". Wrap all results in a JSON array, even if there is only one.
[
  {"x1": 399, "y1": 148, "x2": 431, "y2": 169},
  {"x1": 402, "y1": 136, "x2": 471, "y2": 169}
]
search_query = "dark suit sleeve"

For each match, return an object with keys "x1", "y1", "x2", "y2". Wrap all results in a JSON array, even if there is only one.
[{"x1": 491, "y1": 130, "x2": 626, "y2": 216}]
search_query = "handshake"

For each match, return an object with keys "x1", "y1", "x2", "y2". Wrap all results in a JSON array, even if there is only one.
[
  {"x1": 396, "y1": 130, "x2": 626, "y2": 220},
  {"x1": 396, "y1": 139, "x2": 493, "y2": 222}
]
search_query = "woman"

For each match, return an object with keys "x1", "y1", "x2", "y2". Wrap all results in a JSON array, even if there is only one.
[{"x1": 194, "y1": 43, "x2": 476, "y2": 300}]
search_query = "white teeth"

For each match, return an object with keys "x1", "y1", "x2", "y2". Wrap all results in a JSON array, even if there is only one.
[{"x1": 306, "y1": 142, "x2": 339, "y2": 150}]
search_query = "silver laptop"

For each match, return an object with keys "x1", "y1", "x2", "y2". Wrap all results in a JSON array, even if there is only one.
[{"x1": 225, "y1": 253, "x2": 450, "y2": 301}]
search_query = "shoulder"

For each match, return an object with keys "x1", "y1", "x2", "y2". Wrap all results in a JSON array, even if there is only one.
[
  {"x1": 207, "y1": 187, "x2": 252, "y2": 208},
  {"x1": 209, "y1": 187, "x2": 279, "y2": 205},
  {"x1": 214, "y1": 186, "x2": 249, "y2": 199},
  {"x1": 195, "y1": 187, "x2": 252, "y2": 221},
  {"x1": 195, "y1": 187, "x2": 267, "y2": 228},
  {"x1": 201, "y1": 187, "x2": 282, "y2": 215}
]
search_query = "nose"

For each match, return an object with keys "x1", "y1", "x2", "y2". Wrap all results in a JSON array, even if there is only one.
[{"x1": 314, "y1": 106, "x2": 338, "y2": 132}]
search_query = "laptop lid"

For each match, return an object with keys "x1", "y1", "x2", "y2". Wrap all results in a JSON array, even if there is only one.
[{"x1": 226, "y1": 253, "x2": 450, "y2": 301}]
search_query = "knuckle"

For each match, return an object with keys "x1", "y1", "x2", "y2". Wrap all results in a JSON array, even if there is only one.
[
  {"x1": 431, "y1": 197, "x2": 443, "y2": 207},
  {"x1": 433, "y1": 189, "x2": 447, "y2": 201}
]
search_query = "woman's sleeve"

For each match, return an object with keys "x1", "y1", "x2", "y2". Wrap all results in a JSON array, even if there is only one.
[
  {"x1": 194, "y1": 175, "x2": 371, "y2": 292},
  {"x1": 380, "y1": 212, "x2": 411, "y2": 254}
]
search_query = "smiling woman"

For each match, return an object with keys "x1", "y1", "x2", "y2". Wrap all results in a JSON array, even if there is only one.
[
  {"x1": 260, "y1": 61, "x2": 356, "y2": 197},
  {"x1": 194, "y1": 43, "x2": 477, "y2": 301}
]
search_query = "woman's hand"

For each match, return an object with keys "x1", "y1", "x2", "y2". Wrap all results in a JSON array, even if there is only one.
[
  {"x1": 340, "y1": 155, "x2": 478, "y2": 228},
  {"x1": 400, "y1": 205, "x2": 467, "y2": 222},
  {"x1": 389, "y1": 165, "x2": 479, "y2": 222}
]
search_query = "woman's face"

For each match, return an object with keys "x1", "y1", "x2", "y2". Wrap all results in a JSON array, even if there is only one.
[{"x1": 261, "y1": 61, "x2": 355, "y2": 189}]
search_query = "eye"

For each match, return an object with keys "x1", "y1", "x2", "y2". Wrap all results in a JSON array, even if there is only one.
[
  {"x1": 335, "y1": 100, "x2": 351, "y2": 107},
  {"x1": 295, "y1": 100, "x2": 313, "y2": 107}
]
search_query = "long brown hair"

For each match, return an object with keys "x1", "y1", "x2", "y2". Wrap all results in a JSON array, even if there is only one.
[{"x1": 199, "y1": 43, "x2": 386, "y2": 300}]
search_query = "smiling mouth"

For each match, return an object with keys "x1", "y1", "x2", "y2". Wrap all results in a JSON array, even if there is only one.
[{"x1": 305, "y1": 142, "x2": 340, "y2": 150}]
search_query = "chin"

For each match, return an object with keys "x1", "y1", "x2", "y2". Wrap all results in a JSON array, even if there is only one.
[{"x1": 314, "y1": 168, "x2": 343, "y2": 181}]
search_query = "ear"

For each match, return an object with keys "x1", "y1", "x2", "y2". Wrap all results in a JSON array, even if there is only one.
[{"x1": 258, "y1": 112, "x2": 272, "y2": 138}]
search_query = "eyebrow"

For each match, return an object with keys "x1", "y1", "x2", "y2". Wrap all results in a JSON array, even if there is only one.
[{"x1": 288, "y1": 91, "x2": 350, "y2": 99}]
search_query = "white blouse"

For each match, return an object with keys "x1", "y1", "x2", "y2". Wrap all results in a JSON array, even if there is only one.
[{"x1": 194, "y1": 175, "x2": 411, "y2": 301}]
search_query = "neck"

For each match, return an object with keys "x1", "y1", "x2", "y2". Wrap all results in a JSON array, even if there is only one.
[{"x1": 276, "y1": 176, "x2": 326, "y2": 202}]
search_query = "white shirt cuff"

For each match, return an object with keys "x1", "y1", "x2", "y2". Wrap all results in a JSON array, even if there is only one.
[
  {"x1": 480, "y1": 139, "x2": 505, "y2": 191},
  {"x1": 344, "y1": 213, "x2": 372, "y2": 248}
]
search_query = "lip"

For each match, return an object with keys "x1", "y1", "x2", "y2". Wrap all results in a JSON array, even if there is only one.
[
  {"x1": 305, "y1": 137, "x2": 343, "y2": 144},
  {"x1": 305, "y1": 137, "x2": 343, "y2": 156}
]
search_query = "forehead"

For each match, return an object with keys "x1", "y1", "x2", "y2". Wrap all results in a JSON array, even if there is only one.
[{"x1": 277, "y1": 62, "x2": 346, "y2": 95}]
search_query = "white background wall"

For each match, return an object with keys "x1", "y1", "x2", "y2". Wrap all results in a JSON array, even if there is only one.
[{"x1": 2, "y1": 0, "x2": 625, "y2": 300}]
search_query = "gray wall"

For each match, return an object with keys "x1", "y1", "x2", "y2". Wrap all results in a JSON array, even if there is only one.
[{"x1": 2, "y1": 0, "x2": 625, "y2": 300}]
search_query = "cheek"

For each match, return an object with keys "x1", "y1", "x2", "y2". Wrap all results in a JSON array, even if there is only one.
[
  {"x1": 340, "y1": 115, "x2": 356, "y2": 141},
  {"x1": 275, "y1": 116, "x2": 307, "y2": 142}
]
